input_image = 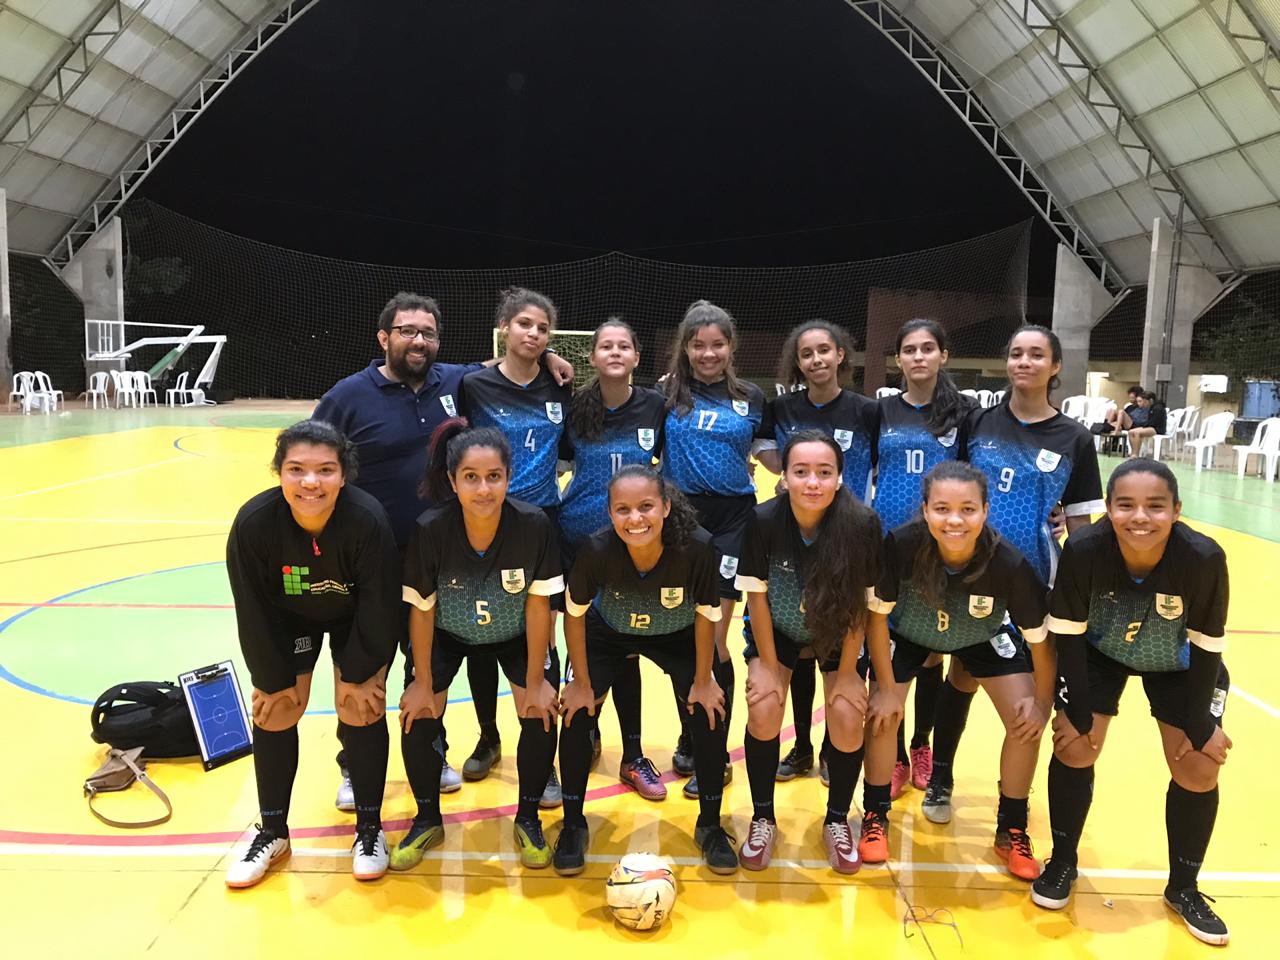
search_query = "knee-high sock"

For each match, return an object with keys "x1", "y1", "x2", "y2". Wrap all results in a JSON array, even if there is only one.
[
  {"x1": 468, "y1": 654, "x2": 500, "y2": 742},
  {"x1": 335, "y1": 720, "x2": 347, "y2": 771},
  {"x1": 929, "y1": 681, "x2": 976, "y2": 788},
  {"x1": 558, "y1": 713, "x2": 593, "y2": 828},
  {"x1": 912, "y1": 661, "x2": 944, "y2": 749},
  {"x1": 672, "y1": 673, "x2": 691, "y2": 741},
  {"x1": 338, "y1": 718, "x2": 389, "y2": 829},
  {"x1": 714, "y1": 653, "x2": 735, "y2": 763},
  {"x1": 612, "y1": 656, "x2": 644, "y2": 763},
  {"x1": 688, "y1": 703, "x2": 728, "y2": 828},
  {"x1": 863, "y1": 780, "x2": 891, "y2": 819},
  {"x1": 253, "y1": 724, "x2": 299, "y2": 836},
  {"x1": 1166, "y1": 781, "x2": 1219, "y2": 891},
  {"x1": 516, "y1": 717, "x2": 557, "y2": 822},
  {"x1": 401, "y1": 716, "x2": 444, "y2": 825},
  {"x1": 896, "y1": 723, "x2": 909, "y2": 765},
  {"x1": 789, "y1": 658, "x2": 817, "y2": 755},
  {"x1": 744, "y1": 732, "x2": 780, "y2": 822},
  {"x1": 826, "y1": 745, "x2": 864, "y2": 823},
  {"x1": 1047, "y1": 756, "x2": 1094, "y2": 867}
]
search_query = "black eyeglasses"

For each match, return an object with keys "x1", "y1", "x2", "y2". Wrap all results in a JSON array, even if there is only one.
[{"x1": 390, "y1": 325, "x2": 439, "y2": 343}]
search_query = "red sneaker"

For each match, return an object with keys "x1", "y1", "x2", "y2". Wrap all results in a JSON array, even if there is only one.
[
  {"x1": 619, "y1": 757, "x2": 668, "y2": 802},
  {"x1": 823, "y1": 820, "x2": 861, "y2": 875},
  {"x1": 858, "y1": 811, "x2": 889, "y2": 864},
  {"x1": 890, "y1": 760, "x2": 910, "y2": 800},
  {"x1": 739, "y1": 818, "x2": 778, "y2": 871},
  {"x1": 994, "y1": 827, "x2": 1041, "y2": 881},
  {"x1": 910, "y1": 745, "x2": 933, "y2": 791}
]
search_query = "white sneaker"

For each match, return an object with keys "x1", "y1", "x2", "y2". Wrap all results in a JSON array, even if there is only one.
[
  {"x1": 352, "y1": 824, "x2": 389, "y2": 881},
  {"x1": 440, "y1": 761, "x2": 462, "y2": 794},
  {"x1": 335, "y1": 769, "x2": 355, "y2": 812},
  {"x1": 226, "y1": 827, "x2": 290, "y2": 888}
]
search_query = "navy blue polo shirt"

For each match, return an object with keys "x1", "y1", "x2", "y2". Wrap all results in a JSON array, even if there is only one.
[{"x1": 313, "y1": 359, "x2": 482, "y2": 547}]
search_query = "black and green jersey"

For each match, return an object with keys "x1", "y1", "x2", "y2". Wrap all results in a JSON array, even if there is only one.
[
  {"x1": 565, "y1": 526, "x2": 722, "y2": 636},
  {"x1": 869, "y1": 521, "x2": 1049, "y2": 653},
  {"x1": 1047, "y1": 519, "x2": 1228, "y2": 672},
  {"x1": 735, "y1": 496, "x2": 880, "y2": 648},
  {"x1": 403, "y1": 498, "x2": 563, "y2": 645}
]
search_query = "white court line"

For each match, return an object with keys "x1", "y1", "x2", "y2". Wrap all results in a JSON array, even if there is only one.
[
  {"x1": 0, "y1": 456, "x2": 188, "y2": 502},
  {"x1": 1233, "y1": 685, "x2": 1280, "y2": 720},
  {"x1": 2, "y1": 844, "x2": 1276, "y2": 884},
  {"x1": 0, "y1": 516, "x2": 229, "y2": 526}
]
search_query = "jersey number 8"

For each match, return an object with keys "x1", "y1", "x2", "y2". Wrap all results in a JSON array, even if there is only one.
[{"x1": 936, "y1": 610, "x2": 950, "y2": 632}]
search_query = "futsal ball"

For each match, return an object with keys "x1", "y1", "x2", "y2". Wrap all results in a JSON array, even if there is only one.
[{"x1": 605, "y1": 852, "x2": 677, "y2": 931}]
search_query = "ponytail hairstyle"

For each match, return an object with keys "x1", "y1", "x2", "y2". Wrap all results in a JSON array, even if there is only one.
[
  {"x1": 781, "y1": 430, "x2": 882, "y2": 662},
  {"x1": 777, "y1": 319, "x2": 853, "y2": 389},
  {"x1": 910, "y1": 460, "x2": 1000, "y2": 609},
  {"x1": 894, "y1": 318, "x2": 973, "y2": 437},
  {"x1": 420, "y1": 417, "x2": 512, "y2": 503},
  {"x1": 607, "y1": 464, "x2": 699, "y2": 551},
  {"x1": 495, "y1": 287, "x2": 558, "y2": 344},
  {"x1": 1003, "y1": 323, "x2": 1063, "y2": 405},
  {"x1": 570, "y1": 318, "x2": 639, "y2": 442},
  {"x1": 663, "y1": 300, "x2": 749, "y2": 416},
  {"x1": 1105, "y1": 457, "x2": 1179, "y2": 505},
  {"x1": 274, "y1": 419, "x2": 358, "y2": 480}
]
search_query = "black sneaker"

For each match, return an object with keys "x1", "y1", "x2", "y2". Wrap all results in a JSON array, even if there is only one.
[
  {"x1": 463, "y1": 736, "x2": 501, "y2": 781},
  {"x1": 694, "y1": 824, "x2": 739, "y2": 875},
  {"x1": 553, "y1": 823, "x2": 590, "y2": 876},
  {"x1": 672, "y1": 733, "x2": 695, "y2": 777},
  {"x1": 1164, "y1": 887, "x2": 1230, "y2": 946},
  {"x1": 682, "y1": 764, "x2": 733, "y2": 800},
  {"x1": 1030, "y1": 858, "x2": 1078, "y2": 910},
  {"x1": 818, "y1": 755, "x2": 829, "y2": 788},
  {"x1": 776, "y1": 745, "x2": 814, "y2": 782}
]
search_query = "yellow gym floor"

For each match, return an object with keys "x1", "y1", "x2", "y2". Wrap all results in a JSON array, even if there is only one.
[{"x1": 0, "y1": 402, "x2": 1274, "y2": 957}]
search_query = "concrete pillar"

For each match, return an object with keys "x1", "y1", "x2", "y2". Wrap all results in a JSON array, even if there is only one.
[
  {"x1": 1141, "y1": 217, "x2": 1224, "y2": 408},
  {"x1": 1051, "y1": 243, "x2": 1114, "y2": 400},
  {"x1": 60, "y1": 216, "x2": 126, "y2": 381},
  {"x1": 0, "y1": 188, "x2": 11, "y2": 400}
]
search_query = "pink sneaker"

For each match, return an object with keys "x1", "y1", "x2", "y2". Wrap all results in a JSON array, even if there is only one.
[
  {"x1": 910, "y1": 745, "x2": 933, "y2": 791},
  {"x1": 823, "y1": 820, "x2": 861, "y2": 875},
  {"x1": 890, "y1": 759, "x2": 911, "y2": 800},
  {"x1": 739, "y1": 818, "x2": 777, "y2": 871},
  {"x1": 619, "y1": 757, "x2": 668, "y2": 802}
]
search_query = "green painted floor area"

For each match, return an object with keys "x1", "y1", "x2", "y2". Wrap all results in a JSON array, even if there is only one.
[{"x1": 0, "y1": 402, "x2": 313, "y2": 447}]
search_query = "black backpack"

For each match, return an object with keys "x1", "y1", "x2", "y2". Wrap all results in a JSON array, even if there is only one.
[{"x1": 91, "y1": 681, "x2": 200, "y2": 758}]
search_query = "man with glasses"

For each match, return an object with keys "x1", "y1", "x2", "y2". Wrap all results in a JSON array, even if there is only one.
[{"x1": 314, "y1": 291, "x2": 573, "y2": 809}]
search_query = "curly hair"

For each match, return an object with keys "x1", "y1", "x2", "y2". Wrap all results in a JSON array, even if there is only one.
[{"x1": 607, "y1": 464, "x2": 699, "y2": 550}]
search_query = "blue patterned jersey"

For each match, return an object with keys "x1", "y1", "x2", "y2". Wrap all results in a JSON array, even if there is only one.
[
  {"x1": 872, "y1": 396, "x2": 963, "y2": 532},
  {"x1": 760, "y1": 389, "x2": 876, "y2": 501},
  {"x1": 460, "y1": 365, "x2": 572, "y2": 507},
  {"x1": 662, "y1": 378, "x2": 766, "y2": 497},
  {"x1": 559, "y1": 386, "x2": 666, "y2": 551},
  {"x1": 965, "y1": 404, "x2": 1103, "y2": 585}
]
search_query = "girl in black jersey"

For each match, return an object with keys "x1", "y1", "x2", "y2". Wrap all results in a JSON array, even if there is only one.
[
  {"x1": 225, "y1": 421, "x2": 400, "y2": 889},
  {"x1": 458, "y1": 288, "x2": 570, "y2": 804},
  {"x1": 736, "y1": 432, "x2": 882, "y2": 875},
  {"x1": 393, "y1": 422, "x2": 563, "y2": 871},
  {"x1": 862, "y1": 462, "x2": 1053, "y2": 880},
  {"x1": 554, "y1": 465, "x2": 736, "y2": 874},
  {"x1": 1033, "y1": 460, "x2": 1232, "y2": 947}
]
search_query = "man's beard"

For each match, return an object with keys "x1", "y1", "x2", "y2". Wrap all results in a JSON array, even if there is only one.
[{"x1": 386, "y1": 345, "x2": 434, "y2": 383}]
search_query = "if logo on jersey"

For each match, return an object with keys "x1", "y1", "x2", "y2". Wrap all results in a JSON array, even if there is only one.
[
  {"x1": 293, "y1": 636, "x2": 313, "y2": 654},
  {"x1": 990, "y1": 632, "x2": 1017, "y2": 659},
  {"x1": 637, "y1": 428, "x2": 655, "y2": 451},
  {"x1": 545, "y1": 402, "x2": 563, "y2": 424},
  {"x1": 938, "y1": 427, "x2": 958, "y2": 448},
  {"x1": 1035, "y1": 449, "x2": 1062, "y2": 472},
  {"x1": 833, "y1": 429, "x2": 853, "y2": 451},
  {"x1": 731, "y1": 399, "x2": 749, "y2": 417},
  {"x1": 719, "y1": 556, "x2": 739, "y2": 579},
  {"x1": 969, "y1": 595, "x2": 994, "y2": 618},
  {"x1": 1156, "y1": 593, "x2": 1184, "y2": 620},
  {"x1": 502, "y1": 568, "x2": 526, "y2": 594},
  {"x1": 282, "y1": 565, "x2": 309, "y2": 596},
  {"x1": 661, "y1": 587, "x2": 684, "y2": 608},
  {"x1": 440, "y1": 394, "x2": 457, "y2": 417}
]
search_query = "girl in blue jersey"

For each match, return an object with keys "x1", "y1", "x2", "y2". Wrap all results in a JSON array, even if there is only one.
[
  {"x1": 560, "y1": 319, "x2": 668, "y2": 800},
  {"x1": 872, "y1": 319, "x2": 975, "y2": 801},
  {"x1": 662, "y1": 300, "x2": 768, "y2": 798},
  {"x1": 755, "y1": 321, "x2": 876, "y2": 784}
]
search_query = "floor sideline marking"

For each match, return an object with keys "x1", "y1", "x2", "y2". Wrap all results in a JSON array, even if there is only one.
[{"x1": 1232, "y1": 684, "x2": 1280, "y2": 719}]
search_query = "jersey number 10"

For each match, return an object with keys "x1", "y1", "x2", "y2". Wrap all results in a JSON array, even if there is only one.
[{"x1": 906, "y1": 449, "x2": 925, "y2": 474}]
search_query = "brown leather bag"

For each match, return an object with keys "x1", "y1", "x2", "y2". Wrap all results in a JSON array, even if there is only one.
[{"x1": 84, "y1": 747, "x2": 173, "y2": 828}]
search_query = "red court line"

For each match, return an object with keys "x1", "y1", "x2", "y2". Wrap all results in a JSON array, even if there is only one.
[
  {"x1": 0, "y1": 601, "x2": 233, "y2": 610},
  {"x1": 0, "y1": 532, "x2": 226, "y2": 566}
]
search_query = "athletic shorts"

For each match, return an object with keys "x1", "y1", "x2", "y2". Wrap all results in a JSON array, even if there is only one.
[
  {"x1": 404, "y1": 629, "x2": 562, "y2": 694},
  {"x1": 686, "y1": 492, "x2": 755, "y2": 600},
  {"x1": 539, "y1": 504, "x2": 566, "y2": 612},
  {"x1": 865, "y1": 625, "x2": 1032, "y2": 683},
  {"x1": 260, "y1": 617, "x2": 358, "y2": 686},
  {"x1": 1059, "y1": 643, "x2": 1230, "y2": 731},
  {"x1": 742, "y1": 624, "x2": 840, "y2": 673},
  {"x1": 569, "y1": 608, "x2": 699, "y2": 701}
]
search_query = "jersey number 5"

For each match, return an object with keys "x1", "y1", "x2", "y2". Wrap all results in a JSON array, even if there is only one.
[
  {"x1": 696, "y1": 410, "x2": 718, "y2": 431},
  {"x1": 476, "y1": 600, "x2": 492, "y2": 626}
]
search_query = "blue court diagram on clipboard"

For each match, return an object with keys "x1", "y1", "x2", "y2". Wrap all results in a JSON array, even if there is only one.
[{"x1": 179, "y1": 661, "x2": 253, "y2": 770}]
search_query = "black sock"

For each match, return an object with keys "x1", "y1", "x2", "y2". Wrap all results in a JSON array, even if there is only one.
[
  {"x1": 744, "y1": 732, "x2": 779, "y2": 822},
  {"x1": 820, "y1": 729, "x2": 832, "y2": 763},
  {"x1": 688, "y1": 702, "x2": 728, "y2": 828},
  {"x1": 912, "y1": 661, "x2": 944, "y2": 749},
  {"x1": 714, "y1": 653, "x2": 735, "y2": 765},
  {"x1": 558, "y1": 711, "x2": 593, "y2": 828},
  {"x1": 400, "y1": 716, "x2": 444, "y2": 826},
  {"x1": 252, "y1": 724, "x2": 298, "y2": 837},
  {"x1": 671, "y1": 674, "x2": 692, "y2": 743},
  {"x1": 896, "y1": 723, "x2": 909, "y2": 765},
  {"x1": 789, "y1": 658, "x2": 816, "y2": 755},
  {"x1": 1166, "y1": 781, "x2": 1219, "y2": 891},
  {"x1": 929, "y1": 681, "x2": 976, "y2": 788},
  {"x1": 516, "y1": 717, "x2": 557, "y2": 822},
  {"x1": 613, "y1": 656, "x2": 644, "y2": 763},
  {"x1": 996, "y1": 791, "x2": 1029, "y2": 833},
  {"x1": 863, "y1": 780, "x2": 891, "y2": 819},
  {"x1": 826, "y1": 745, "x2": 863, "y2": 823},
  {"x1": 335, "y1": 720, "x2": 346, "y2": 771},
  {"x1": 1047, "y1": 756, "x2": 1094, "y2": 868},
  {"x1": 338, "y1": 718, "x2": 389, "y2": 829},
  {"x1": 469, "y1": 654, "x2": 500, "y2": 742}
]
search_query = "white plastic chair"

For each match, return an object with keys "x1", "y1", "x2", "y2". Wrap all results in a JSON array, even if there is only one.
[
  {"x1": 8, "y1": 371, "x2": 34, "y2": 410},
  {"x1": 1060, "y1": 395, "x2": 1087, "y2": 421},
  {"x1": 1233, "y1": 417, "x2": 1280, "y2": 481},
  {"x1": 132, "y1": 371, "x2": 158, "y2": 407},
  {"x1": 1150, "y1": 407, "x2": 1184, "y2": 462},
  {"x1": 166, "y1": 371, "x2": 199, "y2": 406},
  {"x1": 1185, "y1": 411, "x2": 1235, "y2": 471},
  {"x1": 85, "y1": 372, "x2": 110, "y2": 408},
  {"x1": 976, "y1": 389, "x2": 995, "y2": 408},
  {"x1": 992, "y1": 389, "x2": 1006, "y2": 405},
  {"x1": 108, "y1": 369, "x2": 135, "y2": 408},
  {"x1": 33, "y1": 371, "x2": 63, "y2": 410},
  {"x1": 1173, "y1": 406, "x2": 1200, "y2": 458},
  {"x1": 876, "y1": 386, "x2": 901, "y2": 399}
]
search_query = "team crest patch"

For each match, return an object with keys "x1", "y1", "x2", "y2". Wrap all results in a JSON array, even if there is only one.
[
  {"x1": 1035, "y1": 448, "x2": 1062, "y2": 472},
  {"x1": 545, "y1": 401, "x2": 563, "y2": 424},
  {"x1": 661, "y1": 587, "x2": 684, "y2": 608},
  {"x1": 833, "y1": 429, "x2": 853, "y2": 451},
  {"x1": 440, "y1": 394, "x2": 457, "y2": 417},
  {"x1": 969, "y1": 595, "x2": 995, "y2": 618},
  {"x1": 1156, "y1": 593, "x2": 1184, "y2": 620},
  {"x1": 990, "y1": 632, "x2": 1017, "y2": 659},
  {"x1": 731, "y1": 399, "x2": 749, "y2": 417},
  {"x1": 719, "y1": 555, "x2": 739, "y2": 579},
  {"x1": 501, "y1": 568, "x2": 526, "y2": 594},
  {"x1": 293, "y1": 636, "x2": 313, "y2": 654},
  {"x1": 938, "y1": 427, "x2": 958, "y2": 448},
  {"x1": 638, "y1": 428, "x2": 655, "y2": 451}
]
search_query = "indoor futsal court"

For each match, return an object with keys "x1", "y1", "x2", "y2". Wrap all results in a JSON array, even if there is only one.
[{"x1": 0, "y1": 404, "x2": 1275, "y2": 957}]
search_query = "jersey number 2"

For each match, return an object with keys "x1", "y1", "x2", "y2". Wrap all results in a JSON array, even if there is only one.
[{"x1": 1124, "y1": 620, "x2": 1140, "y2": 643}]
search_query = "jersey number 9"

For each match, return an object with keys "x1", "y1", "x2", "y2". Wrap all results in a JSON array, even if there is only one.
[{"x1": 998, "y1": 467, "x2": 1015, "y2": 493}]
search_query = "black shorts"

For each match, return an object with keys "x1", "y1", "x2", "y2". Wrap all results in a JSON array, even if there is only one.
[
  {"x1": 265, "y1": 617, "x2": 355, "y2": 682},
  {"x1": 540, "y1": 504, "x2": 566, "y2": 612},
  {"x1": 687, "y1": 492, "x2": 755, "y2": 600},
  {"x1": 866, "y1": 627, "x2": 1032, "y2": 683},
  {"x1": 1060, "y1": 643, "x2": 1230, "y2": 731},
  {"x1": 742, "y1": 624, "x2": 840, "y2": 673},
  {"x1": 404, "y1": 629, "x2": 562, "y2": 694},
  {"x1": 571, "y1": 608, "x2": 699, "y2": 700}
]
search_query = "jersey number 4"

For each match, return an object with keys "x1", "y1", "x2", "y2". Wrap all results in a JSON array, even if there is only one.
[{"x1": 523, "y1": 429, "x2": 536, "y2": 453}]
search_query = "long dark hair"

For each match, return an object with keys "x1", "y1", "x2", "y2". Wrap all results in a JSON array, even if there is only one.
[
  {"x1": 495, "y1": 287, "x2": 558, "y2": 337},
  {"x1": 910, "y1": 461, "x2": 1000, "y2": 608},
  {"x1": 1003, "y1": 323, "x2": 1062, "y2": 405},
  {"x1": 570, "y1": 318, "x2": 639, "y2": 441},
  {"x1": 781, "y1": 431, "x2": 882, "y2": 661},
  {"x1": 894, "y1": 318, "x2": 972, "y2": 437},
  {"x1": 607, "y1": 464, "x2": 699, "y2": 550},
  {"x1": 777, "y1": 319, "x2": 853, "y2": 389},
  {"x1": 663, "y1": 300, "x2": 750, "y2": 417},
  {"x1": 275, "y1": 420, "x2": 358, "y2": 480},
  {"x1": 420, "y1": 417, "x2": 512, "y2": 503}
]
